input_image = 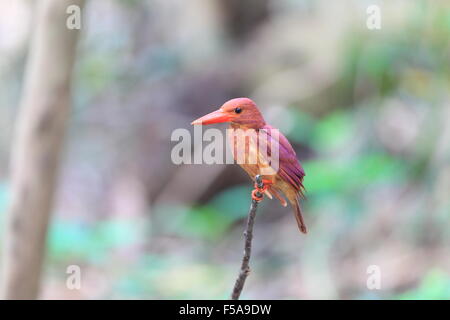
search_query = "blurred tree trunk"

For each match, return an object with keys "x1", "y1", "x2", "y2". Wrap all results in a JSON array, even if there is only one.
[{"x1": 1, "y1": 0, "x2": 84, "y2": 299}]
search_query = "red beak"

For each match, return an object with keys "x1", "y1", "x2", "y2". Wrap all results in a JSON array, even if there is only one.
[{"x1": 191, "y1": 109, "x2": 232, "y2": 125}]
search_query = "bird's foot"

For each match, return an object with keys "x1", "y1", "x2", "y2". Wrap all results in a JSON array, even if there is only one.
[
  {"x1": 251, "y1": 179, "x2": 273, "y2": 202},
  {"x1": 252, "y1": 189, "x2": 264, "y2": 202}
]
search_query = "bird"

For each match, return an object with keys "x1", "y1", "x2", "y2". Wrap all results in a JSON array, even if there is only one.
[{"x1": 191, "y1": 97, "x2": 307, "y2": 234}]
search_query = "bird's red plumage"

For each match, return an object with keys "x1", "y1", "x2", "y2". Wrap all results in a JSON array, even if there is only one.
[{"x1": 192, "y1": 98, "x2": 307, "y2": 233}]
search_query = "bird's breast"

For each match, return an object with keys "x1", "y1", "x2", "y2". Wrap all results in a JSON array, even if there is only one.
[{"x1": 227, "y1": 127, "x2": 277, "y2": 177}]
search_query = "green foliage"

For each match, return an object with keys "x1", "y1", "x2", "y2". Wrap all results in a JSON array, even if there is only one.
[
  {"x1": 304, "y1": 153, "x2": 405, "y2": 196},
  {"x1": 48, "y1": 219, "x2": 142, "y2": 263},
  {"x1": 310, "y1": 111, "x2": 355, "y2": 153},
  {"x1": 152, "y1": 185, "x2": 255, "y2": 241},
  {"x1": 396, "y1": 270, "x2": 450, "y2": 300},
  {"x1": 209, "y1": 185, "x2": 254, "y2": 221},
  {"x1": 284, "y1": 109, "x2": 316, "y2": 145},
  {"x1": 78, "y1": 52, "x2": 119, "y2": 96},
  {"x1": 173, "y1": 205, "x2": 232, "y2": 240},
  {"x1": 153, "y1": 204, "x2": 230, "y2": 241}
]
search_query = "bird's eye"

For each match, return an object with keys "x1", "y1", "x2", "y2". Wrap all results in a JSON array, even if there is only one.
[{"x1": 234, "y1": 107, "x2": 242, "y2": 114}]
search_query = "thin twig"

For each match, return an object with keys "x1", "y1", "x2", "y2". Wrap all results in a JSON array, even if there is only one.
[{"x1": 231, "y1": 175, "x2": 264, "y2": 300}]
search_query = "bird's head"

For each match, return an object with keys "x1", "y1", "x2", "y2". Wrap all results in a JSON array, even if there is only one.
[{"x1": 191, "y1": 98, "x2": 266, "y2": 129}]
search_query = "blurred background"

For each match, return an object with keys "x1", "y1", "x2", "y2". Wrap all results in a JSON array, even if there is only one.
[{"x1": 0, "y1": 0, "x2": 449, "y2": 299}]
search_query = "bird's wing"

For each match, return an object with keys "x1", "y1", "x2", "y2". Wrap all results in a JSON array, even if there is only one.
[{"x1": 262, "y1": 125, "x2": 306, "y2": 197}]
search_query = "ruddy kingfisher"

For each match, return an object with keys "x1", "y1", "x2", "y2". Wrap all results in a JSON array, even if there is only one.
[{"x1": 191, "y1": 98, "x2": 307, "y2": 234}]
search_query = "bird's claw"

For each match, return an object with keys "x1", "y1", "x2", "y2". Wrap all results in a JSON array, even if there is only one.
[
  {"x1": 252, "y1": 189, "x2": 264, "y2": 202},
  {"x1": 252, "y1": 179, "x2": 272, "y2": 202}
]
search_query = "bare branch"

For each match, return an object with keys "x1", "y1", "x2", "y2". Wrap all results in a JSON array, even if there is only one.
[{"x1": 231, "y1": 175, "x2": 264, "y2": 300}]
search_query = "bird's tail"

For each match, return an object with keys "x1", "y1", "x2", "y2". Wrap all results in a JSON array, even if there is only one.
[{"x1": 292, "y1": 197, "x2": 307, "y2": 234}]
